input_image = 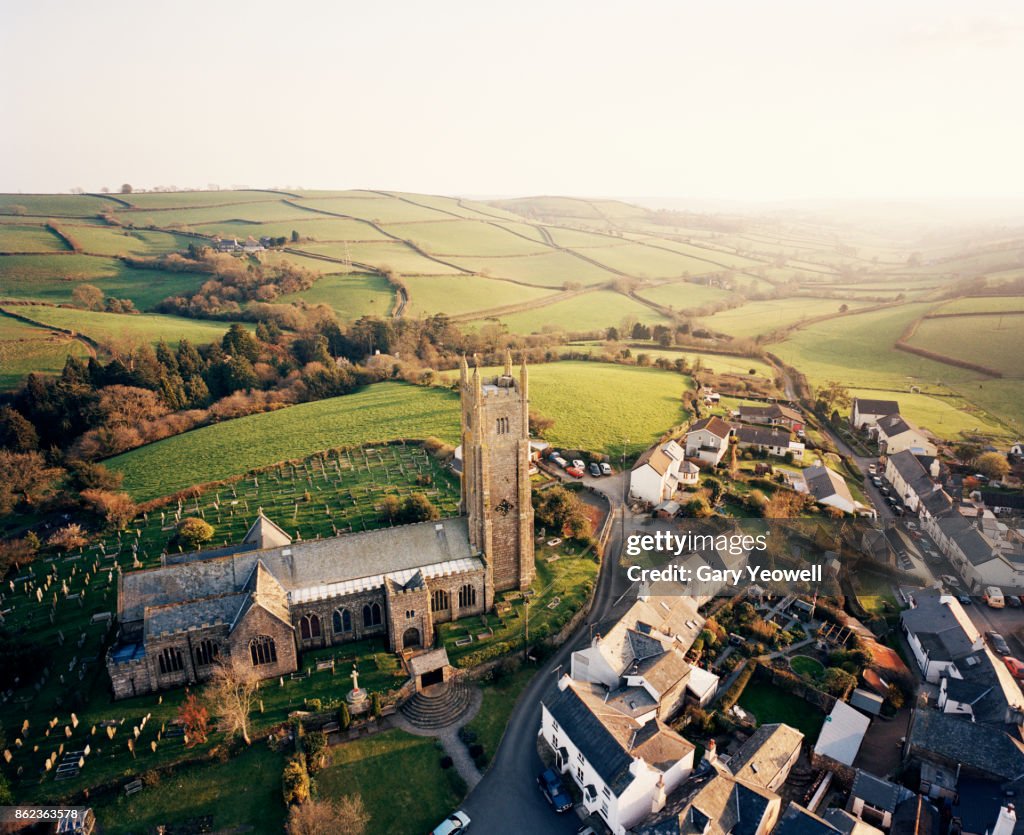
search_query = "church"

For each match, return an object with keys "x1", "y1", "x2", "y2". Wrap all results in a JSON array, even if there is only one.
[{"x1": 106, "y1": 354, "x2": 536, "y2": 699}]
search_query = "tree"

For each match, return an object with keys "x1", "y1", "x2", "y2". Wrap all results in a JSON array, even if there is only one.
[
  {"x1": 80, "y1": 489, "x2": 137, "y2": 530},
  {"x1": 817, "y1": 381, "x2": 851, "y2": 414},
  {"x1": 976, "y1": 452, "x2": 1010, "y2": 481},
  {"x1": 533, "y1": 486, "x2": 592, "y2": 539},
  {"x1": 682, "y1": 496, "x2": 712, "y2": 518},
  {"x1": 0, "y1": 407, "x2": 38, "y2": 451},
  {"x1": 822, "y1": 667, "x2": 857, "y2": 697},
  {"x1": 67, "y1": 460, "x2": 123, "y2": 491},
  {"x1": 222, "y1": 323, "x2": 260, "y2": 362},
  {"x1": 529, "y1": 411, "x2": 555, "y2": 437},
  {"x1": 47, "y1": 523, "x2": 88, "y2": 552},
  {"x1": 177, "y1": 693, "x2": 210, "y2": 747},
  {"x1": 0, "y1": 536, "x2": 38, "y2": 575},
  {"x1": 71, "y1": 283, "x2": 104, "y2": 311},
  {"x1": 175, "y1": 517, "x2": 214, "y2": 550},
  {"x1": 953, "y1": 442, "x2": 983, "y2": 466},
  {"x1": 398, "y1": 493, "x2": 439, "y2": 524},
  {"x1": 207, "y1": 662, "x2": 259, "y2": 745},
  {"x1": 120, "y1": 183, "x2": 133, "y2": 194},
  {"x1": 0, "y1": 450, "x2": 63, "y2": 512},
  {"x1": 286, "y1": 796, "x2": 369, "y2": 835},
  {"x1": 282, "y1": 754, "x2": 311, "y2": 805},
  {"x1": 97, "y1": 385, "x2": 168, "y2": 427}
]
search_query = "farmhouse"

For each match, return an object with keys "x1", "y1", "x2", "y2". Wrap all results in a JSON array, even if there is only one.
[
  {"x1": 734, "y1": 425, "x2": 805, "y2": 459},
  {"x1": 540, "y1": 674, "x2": 696, "y2": 835},
  {"x1": 684, "y1": 416, "x2": 733, "y2": 466},
  {"x1": 850, "y1": 398, "x2": 900, "y2": 431},
  {"x1": 873, "y1": 414, "x2": 937, "y2": 457},
  {"x1": 738, "y1": 402, "x2": 804, "y2": 431},
  {"x1": 631, "y1": 440, "x2": 689, "y2": 504},
  {"x1": 106, "y1": 356, "x2": 536, "y2": 698}
]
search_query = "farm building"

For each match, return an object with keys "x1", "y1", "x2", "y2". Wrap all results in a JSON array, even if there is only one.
[{"x1": 106, "y1": 356, "x2": 536, "y2": 698}]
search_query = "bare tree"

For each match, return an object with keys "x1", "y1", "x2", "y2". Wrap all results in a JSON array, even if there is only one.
[
  {"x1": 206, "y1": 661, "x2": 259, "y2": 745},
  {"x1": 286, "y1": 796, "x2": 369, "y2": 835}
]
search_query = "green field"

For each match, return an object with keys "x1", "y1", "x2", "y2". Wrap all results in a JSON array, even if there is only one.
[
  {"x1": 60, "y1": 225, "x2": 193, "y2": 257},
  {"x1": 0, "y1": 193, "x2": 121, "y2": 215},
  {"x1": 907, "y1": 314, "x2": 1024, "y2": 378},
  {"x1": 0, "y1": 313, "x2": 90, "y2": 388},
  {"x1": 386, "y1": 219, "x2": 548, "y2": 257},
  {"x1": 476, "y1": 290, "x2": 670, "y2": 333},
  {"x1": 700, "y1": 297, "x2": 871, "y2": 339},
  {"x1": 282, "y1": 272, "x2": 396, "y2": 321},
  {"x1": 108, "y1": 382, "x2": 462, "y2": 500},
  {"x1": 933, "y1": 296, "x2": 1024, "y2": 315},
  {"x1": 568, "y1": 342, "x2": 777, "y2": 381},
  {"x1": 634, "y1": 280, "x2": 734, "y2": 311},
  {"x1": 403, "y1": 274, "x2": 557, "y2": 317},
  {"x1": 318, "y1": 240, "x2": 466, "y2": 275},
  {"x1": 0, "y1": 254, "x2": 208, "y2": 309},
  {"x1": 11, "y1": 305, "x2": 246, "y2": 350},
  {"x1": 197, "y1": 215, "x2": 391, "y2": 242},
  {"x1": 317, "y1": 730, "x2": 466, "y2": 835},
  {"x1": 0, "y1": 223, "x2": 67, "y2": 252},
  {"x1": 456, "y1": 251, "x2": 617, "y2": 287}
]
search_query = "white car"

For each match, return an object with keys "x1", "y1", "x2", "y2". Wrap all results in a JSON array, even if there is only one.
[
  {"x1": 572, "y1": 459, "x2": 585, "y2": 470},
  {"x1": 431, "y1": 811, "x2": 471, "y2": 835},
  {"x1": 868, "y1": 463, "x2": 877, "y2": 474},
  {"x1": 940, "y1": 574, "x2": 961, "y2": 589},
  {"x1": 600, "y1": 462, "x2": 613, "y2": 476}
]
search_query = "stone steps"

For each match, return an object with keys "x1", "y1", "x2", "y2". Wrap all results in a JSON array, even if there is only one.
[{"x1": 400, "y1": 681, "x2": 473, "y2": 729}]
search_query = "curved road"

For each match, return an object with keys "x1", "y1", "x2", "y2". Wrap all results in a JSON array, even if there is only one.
[{"x1": 462, "y1": 476, "x2": 636, "y2": 834}]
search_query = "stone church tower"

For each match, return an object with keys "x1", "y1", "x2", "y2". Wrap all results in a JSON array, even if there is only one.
[{"x1": 460, "y1": 351, "x2": 535, "y2": 606}]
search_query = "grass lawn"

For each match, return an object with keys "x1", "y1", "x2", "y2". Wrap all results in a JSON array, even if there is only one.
[
  {"x1": 281, "y1": 272, "x2": 396, "y2": 323},
  {"x1": 107, "y1": 382, "x2": 461, "y2": 500},
  {"x1": 700, "y1": 298, "x2": 871, "y2": 339},
  {"x1": 856, "y1": 572, "x2": 899, "y2": 618},
  {"x1": 462, "y1": 667, "x2": 537, "y2": 763},
  {"x1": 790, "y1": 655, "x2": 825, "y2": 680},
  {"x1": 89, "y1": 744, "x2": 287, "y2": 835},
  {"x1": 309, "y1": 241, "x2": 466, "y2": 275},
  {"x1": 738, "y1": 679, "x2": 824, "y2": 742},
  {"x1": 317, "y1": 729, "x2": 466, "y2": 835}
]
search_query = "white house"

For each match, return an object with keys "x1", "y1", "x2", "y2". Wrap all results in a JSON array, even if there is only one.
[
  {"x1": 630, "y1": 440, "x2": 688, "y2": 504},
  {"x1": 684, "y1": 416, "x2": 733, "y2": 466},
  {"x1": 802, "y1": 465, "x2": 857, "y2": 515},
  {"x1": 734, "y1": 425, "x2": 805, "y2": 459},
  {"x1": 884, "y1": 450, "x2": 938, "y2": 512},
  {"x1": 541, "y1": 675, "x2": 695, "y2": 835},
  {"x1": 900, "y1": 588, "x2": 983, "y2": 683},
  {"x1": 874, "y1": 414, "x2": 937, "y2": 457},
  {"x1": 850, "y1": 398, "x2": 901, "y2": 430}
]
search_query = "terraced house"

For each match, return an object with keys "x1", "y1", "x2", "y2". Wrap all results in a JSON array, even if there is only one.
[{"x1": 106, "y1": 355, "x2": 535, "y2": 698}]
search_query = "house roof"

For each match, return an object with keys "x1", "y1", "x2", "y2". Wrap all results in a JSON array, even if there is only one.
[
  {"x1": 891, "y1": 795, "x2": 941, "y2": 835},
  {"x1": 919, "y1": 489, "x2": 953, "y2": 518},
  {"x1": 854, "y1": 398, "x2": 901, "y2": 417},
  {"x1": 935, "y1": 516, "x2": 996, "y2": 565},
  {"x1": 980, "y1": 491, "x2": 1024, "y2": 511},
  {"x1": 734, "y1": 425, "x2": 793, "y2": 448},
  {"x1": 907, "y1": 709, "x2": 1024, "y2": 780},
  {"x1": 407, "y1": 647, "x2": 450, "y2": 677},
  {"x1": 773, "y1": 803, "x2": 841, "y2": 835},
  {"x1": 688, "y1": 416, "x2": 733, "y2": 440},
  {"x1": 740, "y1": 403, "x2": 803, "y2": 423},
  {"x1": 635, "y1": 647, "x2": 692, "y2": 695},
  {"x1": 887, "y1": 451, "x2": 935, "y2": 497},
  {"x1": 591, "y1": 594, "x2": 705, "y2": 677},
  {"x1": 634, "y1": 441, "x2": 684, "y2": 476},
  {"x1": 813, "y1": 701, "x2": 870, "y2": 766},
  {"x1": 900, "y1": 588, "x2": 979, "y2": 661},
  {"x1": 542, "y1": 678, "x2": 694, "y2": 795},
  {"x1": 728, "y1": 723, "x2": 804, "y2": 789},
  {"x1": 803, "y1": 466, "x2": 854, "y2": 506},
  {"x1": 243, "y1": 513, "x2": 292, "y2": 549},
  {"x1": 850, "y1": 769, "x2": 907, "y2": 813},
  {"x1": 876, "y1": 413, "x2": 920, "y2": 440},
  {"x1": 824, "y1": 809, "x2": 884, "y2": 835}
]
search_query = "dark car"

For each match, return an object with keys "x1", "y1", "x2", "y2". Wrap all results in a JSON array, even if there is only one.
[
  {"x1": 958, "y1": 594, "x2": 973, "y2": 606},
  {"x1": 1008, "y1": 595, "x2": 1022, "y2": 609},
  {"x1": 589, "y1": 462, "x2": 602, "y2": 477},
  {"x1": 987, "y1": 631, "x2": 1011, "y2": 655},
  {"x1": 537, "y1": 768, "x2": 573, "y2": 813}
]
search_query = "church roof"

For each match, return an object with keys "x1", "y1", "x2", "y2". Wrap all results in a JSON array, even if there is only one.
[{"x1": 243, "y1": 512, "x2": 292, "y2": 549}]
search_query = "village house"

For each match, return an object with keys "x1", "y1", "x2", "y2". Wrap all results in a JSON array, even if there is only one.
[
  {"x1": 738, "y1": 403, "x2": 804, "y2": 432},
  {"x1": 684, "y1": 417, "x2": 733, "y2": 466},
  {"x1": 106, "y1": 356, "x2": 536, "y2": 698},
  {"x1": 726, "y1": 724, "x2": 805, "y2": 793},
  {"x1": 734, "y1": 425, "x2": 805, "y2": 459},
  {"x1": 850, "y1": 398, "x2": 901, "y2": 431},
  {"x1": 630, "y1": 440, "x2": 690, "y2": 504},
  {"x1": 884, "y1": 451, "x2": 939, "y2": 512},
  {"x1": 799, "y1": 465, "x2": 858, "y2": 515},
  {"x1": 540, "y1": 675, "x2": 696, "y2": 835},
  {"x1": 899, "y1": 588, "x2": 984, "y2": 683},
  {"x1": 873, "y1": 414, "x2": 937, "y2": 457},
  {"x1": 846, "y1": 770, "x2": 911, "y2": 830},
  {"x1": 774, "y1": 804, "x2": 844, "y2": 835}
]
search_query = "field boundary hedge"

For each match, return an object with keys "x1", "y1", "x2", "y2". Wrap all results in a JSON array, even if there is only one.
[{"x1": 895, "y1": 312, "x2": 1002, "y2": 377}]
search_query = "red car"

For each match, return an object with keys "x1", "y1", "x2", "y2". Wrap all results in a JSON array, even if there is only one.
[
  {"x1": 1003, "y1": 656, "x2": 1024, "y2": 680},
  {"x1": 565, "y1": 466, "x2": 584, "y2": 478}
]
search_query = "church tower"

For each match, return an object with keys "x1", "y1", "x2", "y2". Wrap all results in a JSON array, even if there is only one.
[{"x1": 460, "y1": 351, "x2": 535, "y2": 604}]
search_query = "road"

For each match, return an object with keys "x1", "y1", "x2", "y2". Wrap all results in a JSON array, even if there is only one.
[{"x1": 462, "y1": 475, "x2": 635, "y2": 834}]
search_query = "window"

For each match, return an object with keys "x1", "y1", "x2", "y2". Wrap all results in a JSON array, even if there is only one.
[
  {"x1": 194, "y1": 639, "x2": 219, "y2": 667},
  {"x1": 552, "y1": 720, "x2": 559, "y2": 732},
  {"x1": 601, "y1": 802, "x2": 609, "y2": 818},
  {"x1": 406, "y1": 609, "x2": 415, "y2": 619},
  {"x1": 362, "y1": 602, "x2": 382, "y2": 628},
  {"x1": 576, "y1": 766, "x2": 584, "y2": 783},
  {"x1": 158, "y1": 647, "x2": 184, "y2": 675},
  {"x1": 458, "y1": 584, "x2": 477, "y2": 608},
  {"x1": 431, "y1": 589, "x2": 450, "y2": 612},
  {"x1": 496, "y1": 416, "x2": 510, "y2": 435},
  {"x1": 250, "y1": 635, "x2": 277, "y2": 666},
  {"x1": 577, "y1": 751, "x2": 584, "y2": 763},
  {"x1": 602, "y1": 786, "x2": 611, "y2": 798},
  {"x1": 332, "y1": 608, "x2": 352, "y2": 634},
  {"x1": 299, "y1": 614, "x2": 321, "y2": 640}
]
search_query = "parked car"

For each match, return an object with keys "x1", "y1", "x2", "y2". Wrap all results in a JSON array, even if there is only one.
[
  {"x1": 868, "y1": 463, "x2": 877, "y2": 474},
  {"x1": 987, "y1": 631, "x2": 1011, "y2": 656},
  {"x1": 958, "y1": 594, "x2": 973, "y2": 606},
  {"x1": 1004, "y1": 657, "x2": 1024, "y2": 680},
  {"x1": 940, "y1": 574, "x2": 961, "y2": 588},
  {"x1": 537, "y1": 768, "x2": 574, "y2": 813},
  {"x1": 572, "y1": 459, "x2": 585, "y2": 470},
  {"x1": 892, "y1": 505, "x2": 905, "y2": 516},
  {"x1": 553, "y1": 456, "x2": 568, "y2": 469},
  {"x1": 589, "y1": 462, "x2": 602, "y2": 477},
  {"x1": 431, "y1": 811, "x2": 471, "y2": 835},
  {"x1": 1007, "y1": 595, "x2": 1022, "y2": 609},
  {"x1": 565, "y1": 466, "x2": 584, "y2": 479},
  {"x1": 548, "y1": 451, "x2": 562, "y2": 462},
  {"x1": 871, "y1": 476, "x2": 883, "y2": 487},
  {"x1": 600, "y1": 462, "x2": 613, "y2": 476},
  {"x1": 1018, "y1": 595, "x2": 1024, "y2": 607}
]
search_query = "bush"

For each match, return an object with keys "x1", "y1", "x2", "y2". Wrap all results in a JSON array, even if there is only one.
[
  {"x1": 458, "y1": 728, "x2": 477, "y2": 744},
  {"x1": 474, "y1": 751, "x2": 490, "y2": 768},
  {"x1": 305, "y1": 698, "x2": 322, "y2": 712},
  {"x1": 719, "y1": 663, "x2": 754, "y2": 711},
  {"x1": 468, "y1": 743, "x2": 484, "y2": 758},
  {"x1": 440, "y1": 756, "x2": 454, "y2": 769},
  {"x1": 282, "y1": 754, "x2": 311, "y2": 805},
  {"x1": 304, "y1": 730, "x2": 327, "y2": 774}
]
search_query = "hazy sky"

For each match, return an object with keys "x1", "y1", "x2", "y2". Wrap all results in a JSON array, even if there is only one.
[{"x1": 2, "y1": 0, "x2": 1023, "y2": 201}]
